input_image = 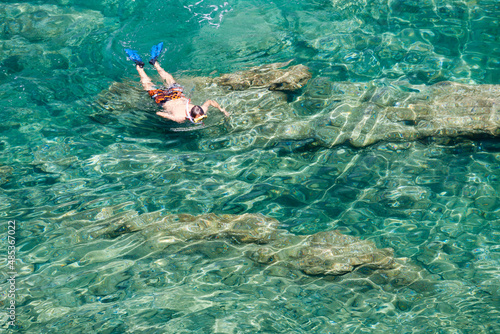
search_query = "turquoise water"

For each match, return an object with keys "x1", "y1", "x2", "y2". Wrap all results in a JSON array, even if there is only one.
[{"x1": 1, "y1": 0, "x2": 500, "y2": 333}]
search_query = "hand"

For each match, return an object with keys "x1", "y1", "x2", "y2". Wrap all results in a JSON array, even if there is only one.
[{"x1": 222, "y1": 108, "x2": 230, "y2": 117}]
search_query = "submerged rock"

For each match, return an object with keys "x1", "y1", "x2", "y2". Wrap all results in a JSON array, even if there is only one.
[
  {"x1": 217, "y1": 80, "x2": 497, "y2": 149},
  {"x1": 385, "y1": 82, "x2": 500, "y2": 138},
  {"x1": 219, "y1": 79, "x2": 500, "y2": 148},
  {"x1": 91, "y1": 212, "x2": 398, "y2": 276},
  {"x1": 91, "y1": 60, "x2": 311, "y2": 115},
  {"x1": 0, "y1": 165, "x2": 13, "y2": 185},
  {"x1": 0, "y1": 3, "x2": 117, "y2": 77},
  {"x1": 96, "y1": 63, "x2": 498, "y2": 149},
  {"x1": 93, "y1": 81, "x2": 150, "y2": 112},
  {"x1": 249, "y1": 230, "x2": 396, "y2": 276},
  {"x1": 212, "y1": 61, "x2": 312, "y2": 91}
]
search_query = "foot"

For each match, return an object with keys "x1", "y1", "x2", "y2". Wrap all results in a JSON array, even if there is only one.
[
  {"x1": 149, "y1": 42, "x2": 164, "y2": 65},
  {"x1": 124, "y1": 48, "x2": 145, "y2": 68}
]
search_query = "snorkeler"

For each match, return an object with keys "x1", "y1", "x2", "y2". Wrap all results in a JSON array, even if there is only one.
[{"x1": 125, "y1": 42, "x2": 229, "y2": 124}]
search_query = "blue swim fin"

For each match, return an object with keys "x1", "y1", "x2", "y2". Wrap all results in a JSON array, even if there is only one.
[
  {"x1": 149, "y1": 42, "x2": 164, "y2": 65},
  {"x1": 124, "y1": 48, "x2": 145, "y2": 68}
]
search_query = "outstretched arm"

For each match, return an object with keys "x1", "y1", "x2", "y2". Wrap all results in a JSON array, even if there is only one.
[{"x1": 201, "y1": 100, "x2": 229, "y2": 117}]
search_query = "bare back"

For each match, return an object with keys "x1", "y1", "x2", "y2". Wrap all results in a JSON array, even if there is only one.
[{"x1": 157, "y1": 97, "x2": 196, "y2": 123}]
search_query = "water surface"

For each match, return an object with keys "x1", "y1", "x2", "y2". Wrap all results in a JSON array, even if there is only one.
[{"x1": 1, "y1": 0, "x2": 499, "y2": 333}]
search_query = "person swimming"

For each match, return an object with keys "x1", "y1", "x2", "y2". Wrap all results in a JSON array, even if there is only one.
[{"x1": 125, "y1": 42, "x2": 229, "y2": 124}]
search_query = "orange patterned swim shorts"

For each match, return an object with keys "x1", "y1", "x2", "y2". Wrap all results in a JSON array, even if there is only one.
[{"x1": 148, "y1": 84, "x2": 185, "y2": 105}]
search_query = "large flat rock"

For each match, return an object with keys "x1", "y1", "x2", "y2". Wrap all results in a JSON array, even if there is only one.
[
  {"x1": 322, "y1": 81, "x2": 500, "y2": 147},
  {"x1": 214, "y1": 78, "x2": 499, "y2": 148}
]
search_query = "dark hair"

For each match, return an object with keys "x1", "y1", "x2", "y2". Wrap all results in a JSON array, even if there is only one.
[{"x1": 190, "y1": 105, "x2": 205, "y2": 118}]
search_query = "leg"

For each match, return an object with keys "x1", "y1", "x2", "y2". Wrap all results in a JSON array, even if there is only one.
[
  {"x1": 153, "y1": 62, "x2": 177, "y2": 87},
  {"x1": 136, "y1": 65, "x2": 155, "y2": 91}
]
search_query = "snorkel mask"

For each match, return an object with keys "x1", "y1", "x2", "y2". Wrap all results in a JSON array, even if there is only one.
[
  {"x1": 186, "y1": 99, "x2": 206, "y2": 124},
  {"x1": 193, "y1": 115, "x2": 207, "y2": 123}
]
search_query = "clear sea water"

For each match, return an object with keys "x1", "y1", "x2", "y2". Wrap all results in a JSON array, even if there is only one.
[{"x1": 1, "y1": 0, "x2": 500, "y2": 333}]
